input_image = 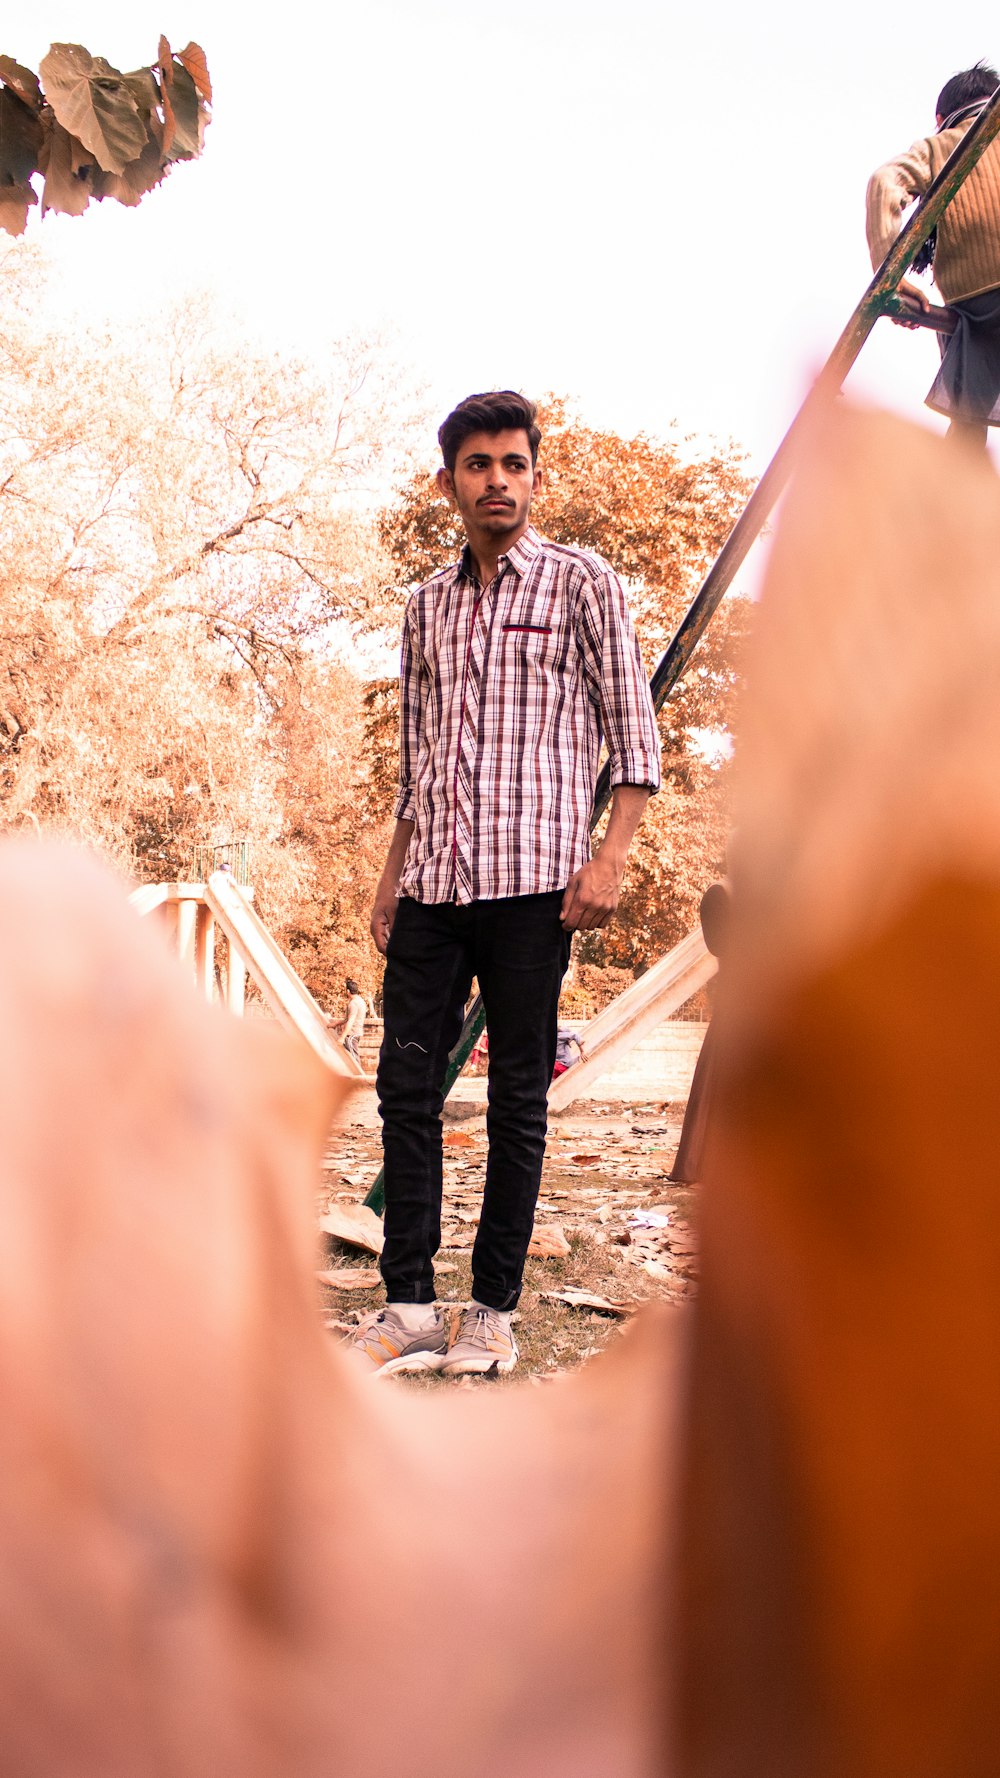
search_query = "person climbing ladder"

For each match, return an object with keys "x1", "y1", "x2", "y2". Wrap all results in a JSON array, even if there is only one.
[{"x1": 867, "y1": 60, "x2": 1000, "y2": 448}]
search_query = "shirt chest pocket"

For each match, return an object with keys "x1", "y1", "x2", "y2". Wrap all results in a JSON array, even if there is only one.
[
  {"x1": 494, "y1": 622, "x2": 555, "y2": 668},
  {"x1": 495, "y1": 618, "x2": 568, "y2": 681}
]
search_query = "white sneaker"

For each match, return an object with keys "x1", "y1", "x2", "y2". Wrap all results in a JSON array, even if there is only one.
[
  {"x1": 347, "y1": 1307, "x2": 448, "y2": 1377},
  {"x1": 442, "y1": 1304, "x2": 519, "y2": 1377}
]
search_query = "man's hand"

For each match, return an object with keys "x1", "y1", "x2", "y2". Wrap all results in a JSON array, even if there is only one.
[
  {"x1": 370, "y1": 882, "x2": 398, "y2": 956},
  {"x1": 893, "y1": 279, "x2": 932, "y2": 328},
  {"x1": 560, "y1": 785, "x2": 651, "y2": 933},
  {"x1": 369, "y1": 817, "x2": 414, "y2": 956},
  {"x1": 560, "y1": 853, "x2": 624, "y2": 932}
]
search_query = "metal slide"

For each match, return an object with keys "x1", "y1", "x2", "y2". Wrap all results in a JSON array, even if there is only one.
[{"x1": 546, "y1": 927, "x2": 716, "y2": 1112}]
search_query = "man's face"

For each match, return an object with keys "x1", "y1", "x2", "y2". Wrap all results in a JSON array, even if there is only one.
[{"x1": 437, "y1": 429, "x2": 542, "y2": 544}]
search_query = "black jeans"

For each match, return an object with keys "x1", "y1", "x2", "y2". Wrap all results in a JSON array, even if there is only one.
[{"x1": 377, "y1": 892, "x2": 572, "y2": 1310}]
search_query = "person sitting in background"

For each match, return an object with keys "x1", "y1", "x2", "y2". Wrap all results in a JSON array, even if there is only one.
[
  {"x1": 867, "y1": 60, "x2": 1000, "y2": 448},
  {"x1": 552, "y1": 1025, "x2": 581, "y2": 1079}
]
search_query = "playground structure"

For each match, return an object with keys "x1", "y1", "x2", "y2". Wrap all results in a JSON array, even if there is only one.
[
  {"x1": 131, "y1": 87, "x2": 1000, "y2": 1195},
  {"x1": 130, "y1": 870, "x2": 363, "y2": 1083},
  {"x1": 546, "y1": 926, "x2": 715, "y2": 1110},
  {"x1": 8, "y1": 47, "x2": 1000, "y2": 1778}
]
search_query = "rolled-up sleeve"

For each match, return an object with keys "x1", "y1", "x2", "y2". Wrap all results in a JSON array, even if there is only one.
[
  {"x1": 866, "y1": 136, "x2": 934, "y2": 270},
  {"x1": 393, "y1": 603, "x2": 420, "y2": 821},
  {"x1": 578, "y1": 566, "x2": 661, "y2": 791}
]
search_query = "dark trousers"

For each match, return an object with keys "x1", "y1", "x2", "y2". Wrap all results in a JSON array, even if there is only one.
[{"x1": 377, "y1": 892, "x2": 571, "y2": 1310}]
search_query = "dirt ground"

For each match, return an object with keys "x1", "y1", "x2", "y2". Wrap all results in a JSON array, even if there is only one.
[{"x1": 318, "y1": 1091, "x2": 697, "y2": 1385}]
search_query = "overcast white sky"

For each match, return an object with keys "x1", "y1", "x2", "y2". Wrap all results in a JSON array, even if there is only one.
[{"x1": 13, "y1": 1, "x2": 1000, "y2": 475}]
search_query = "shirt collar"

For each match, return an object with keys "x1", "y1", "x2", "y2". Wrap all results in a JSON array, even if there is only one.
[
  {"x1": 939, "y1": 98, "x2": 988, "y2": 132},
  {"x1": 457, "y1": 524, "x2": 543, "y2": 584}
]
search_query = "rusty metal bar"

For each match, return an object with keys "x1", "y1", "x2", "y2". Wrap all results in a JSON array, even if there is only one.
[
  {"x1": 587, "y1": 80, "x2": 1000, "y2": 807},
  {"x1": 364, "y1": 85, "x2": 1000, "y2": 1215}
]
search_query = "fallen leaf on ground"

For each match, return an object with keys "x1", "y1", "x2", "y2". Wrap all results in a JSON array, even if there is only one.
[
  {"x1": 641, "y1": 1259, "x2": 673, "y2": 1279},
  {"x1": 666, "y1": 1227, "x2": 698, "y2": 1254},
  {"x1": 571, "y1": 1154, "x2": 601, "y2": 1165},
  {"x1": 443, "y1": 1130, "x2": 477, "y2": 1147},
  {"x1": 319, "y1": 1203, "x2": 385, "y2": 1256},
  {"x1": 540, "y1": 1289, "x2": 638, "y2": 1316},
  {"x1": 528, "y1": 1224, "x2": 571, "y2": 1258},
  {"x1": 316, "y1": 1267, "x2": 382, "y2": 1289}
]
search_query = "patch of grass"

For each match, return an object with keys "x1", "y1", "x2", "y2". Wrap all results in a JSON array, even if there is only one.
[{"x1": 319, "y1": 1230, "x2": 664, "y2": 1389}]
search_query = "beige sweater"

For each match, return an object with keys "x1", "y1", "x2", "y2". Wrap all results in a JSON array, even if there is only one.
[{"x1": 867, "y1": 120, "x2": 1000, "y2": 301}]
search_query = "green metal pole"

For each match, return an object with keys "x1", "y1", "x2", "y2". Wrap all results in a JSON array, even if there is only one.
[{"x1": 364, "y1": 86, "x2": 1000, "y2": 1215}]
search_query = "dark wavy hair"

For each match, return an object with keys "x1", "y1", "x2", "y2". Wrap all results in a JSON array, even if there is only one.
[
  {"x1": 937, "y1": 61, "x2": 999, "y2": 122},
  {"x1": 437, "y1": 390, "x2": 541, "y2": 473}
]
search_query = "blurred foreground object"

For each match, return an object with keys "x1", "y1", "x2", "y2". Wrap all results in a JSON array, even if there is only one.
[
  {"x1": 0, "y1": 840, "x2": 675, "y2": 1777},
  {"x1": 0, "y1": 37, "x2": 210, "y2": 237},
  {"x1": 4, "y1": 405, "x2": 1000, "y2": 1776},
  {"x1": 679, "y1": 406, "x2": 1000, "y2": 1776}
]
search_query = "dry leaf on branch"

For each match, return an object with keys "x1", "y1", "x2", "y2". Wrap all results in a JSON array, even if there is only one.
[
  {"x1": 176, "y1": 42, "x2": 212, "y2": 105},
  {"x1": 157, "y1": 37, "x2": 203, "y2": 163},
  {"x1": 38, "y1": 114, "x2": 95, "y2": 216},
  {"x1": 0, "y1": 86, "x2": 42, "y2": 186},
  {"x1": 0, "y1": 181, "x2": 36, "y2": 235},
  {"x1": 0, "y1": 38, "x2": 211, "y2": 236},
  {"x1": 0, "y1": 56, "x2": 42, "y2": 110},
  {"x1": 39, "y1": 43, "x2": 147, "y2": 173},
  {"x1": 319, "y1": 1203, "x2": 385, "y2": 1257},
  {"x1": 164, "y1": 61, "x2": 202, "y2": 161}
]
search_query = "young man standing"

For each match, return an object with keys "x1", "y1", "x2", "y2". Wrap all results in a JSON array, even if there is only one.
[{"x1": 353, "y1": 391, "x2": 660, "y2": 1378}]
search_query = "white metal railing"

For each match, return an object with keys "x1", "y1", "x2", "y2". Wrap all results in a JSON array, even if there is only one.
[{"x1": 130, "y1": 872, "x2": 365, "y2": 1082}]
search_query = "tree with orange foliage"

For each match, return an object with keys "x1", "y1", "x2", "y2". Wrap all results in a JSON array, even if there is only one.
[{"x1": 0, "y1": 249, "x2": 415, "y2": 1010}]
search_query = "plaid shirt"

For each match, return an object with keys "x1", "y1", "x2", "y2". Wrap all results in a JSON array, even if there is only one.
[{"x1": 394, "y1": 526, "x2": 660, "y2": 904}]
